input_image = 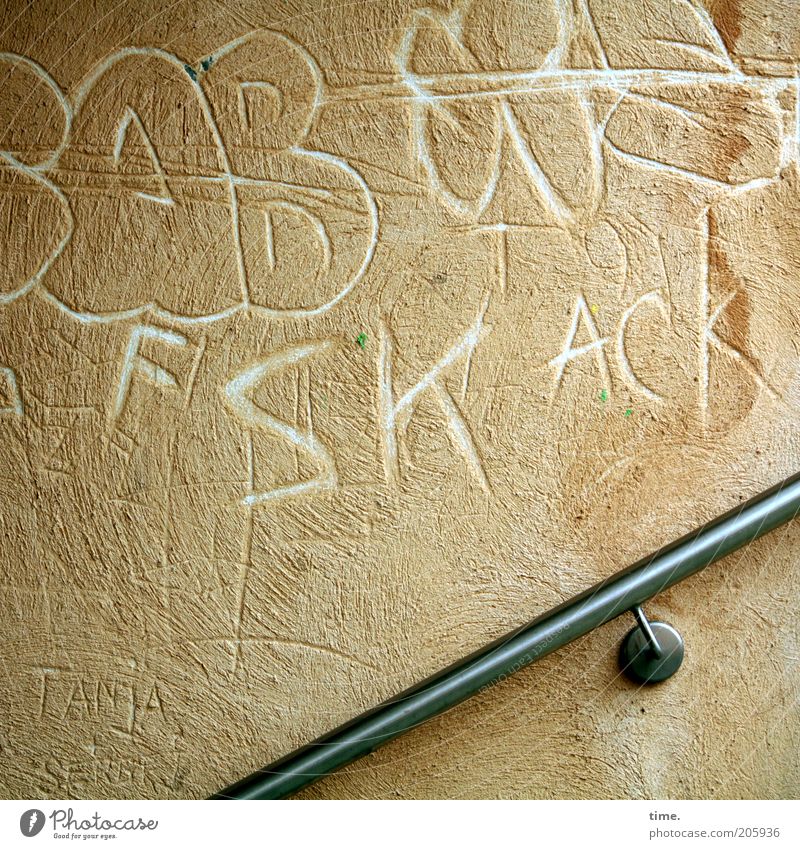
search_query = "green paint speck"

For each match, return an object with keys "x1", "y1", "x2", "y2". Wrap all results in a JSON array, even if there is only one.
[
  {"x1": 356, "y1": 333, "x2": 367, "y2": 349},
  {"x1": 184, "y1": 64, "x2": 198, "y2": 81},
  {"x1": 599, "y1": 389, "x2": 608, "y2": 403},
  {"x1": 625, "y1": 408, "x2": 632, "y2": 417}
]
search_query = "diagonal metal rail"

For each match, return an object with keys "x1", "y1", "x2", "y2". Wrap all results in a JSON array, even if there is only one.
[{"x1": 210, "y1": 471, "x2": 800, "y2": 800}]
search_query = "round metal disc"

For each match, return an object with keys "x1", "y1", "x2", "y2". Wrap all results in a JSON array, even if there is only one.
[{"x1": 619, "y1": 621, "x2": 684, "y2": 684}]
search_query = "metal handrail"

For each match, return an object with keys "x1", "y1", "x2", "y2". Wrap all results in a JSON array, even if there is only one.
[{"x1": 210, "y1": 471, "x2": 800, "y2": 800}]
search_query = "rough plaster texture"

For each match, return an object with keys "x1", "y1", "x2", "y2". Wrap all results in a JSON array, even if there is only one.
[{"x1": 1, "y1": 0, "x2": 799, "y2": 800}]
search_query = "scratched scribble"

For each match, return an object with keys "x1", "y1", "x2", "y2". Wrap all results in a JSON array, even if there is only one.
[{"x1": 1, "y1": 0, "x2": 800, "y2": 800}]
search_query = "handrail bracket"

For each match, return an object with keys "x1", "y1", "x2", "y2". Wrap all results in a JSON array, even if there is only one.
[{"x1": 619, "y1": 605, "x2": 684, "y2": 684}]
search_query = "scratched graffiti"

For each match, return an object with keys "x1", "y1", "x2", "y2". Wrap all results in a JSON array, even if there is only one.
[
  {"x1": 0, "y1": 3, "x2": 795, "y2": 603},
  {"x1": 0, "y1": 1, "x2": 796, "y2": 651},
  {"x1": 395, "y1": 0, "x2": 792, "y2": 218},
  {"x1": 2, "y1": 0, "x2": 800, "y2": 801},
  {"x1": 390, "y1": 0, "x2": 794, "y2": 423},
  {"x1": 0, "y1": 30, "x2": 378, "y2": 322},
  {"x1": 0, "y1": 3, "x2": 792, "y2": 420}
]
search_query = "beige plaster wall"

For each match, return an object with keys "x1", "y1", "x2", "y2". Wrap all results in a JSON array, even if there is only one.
[{"x1": 0, "y1": 0, "x2": 798, "y2": 799}]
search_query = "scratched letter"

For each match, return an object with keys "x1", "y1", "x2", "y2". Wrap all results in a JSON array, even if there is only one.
[
  {"x1": 379, "y1": 298, "x2": 490, "y2": 491},
  {"x1": 549, "y1": 293, "x2": 610, "y2": 392},
  {"x1": 224, "y1": 340, "x2": 337, "y2": 506},
  {"x1": 113, "y1": 324, "x2": 189, "y2": 420},
  {"x1": 0, "y1": 365, "x2": 23, "y2": 417},
  {"x1": 617, "y1": 290, "x2": 670, "y2": 402}
]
